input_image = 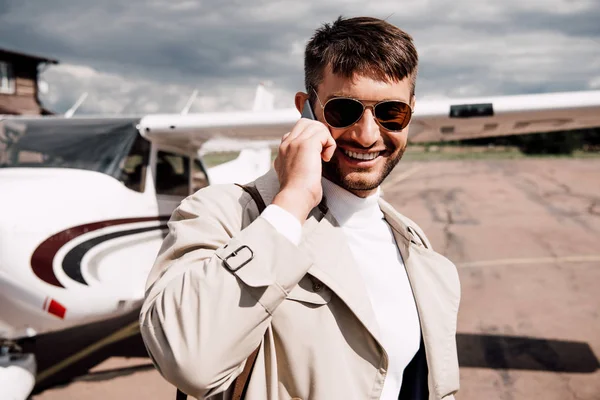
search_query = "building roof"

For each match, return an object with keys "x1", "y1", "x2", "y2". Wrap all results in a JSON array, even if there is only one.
[{"x1": 0, "y1": 48, "x2": 59, "y2": 64}]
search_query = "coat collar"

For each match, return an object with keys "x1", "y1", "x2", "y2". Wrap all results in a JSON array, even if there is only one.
[{"x1": 253, "y1": 168, "x2": 280, "y2": 206}]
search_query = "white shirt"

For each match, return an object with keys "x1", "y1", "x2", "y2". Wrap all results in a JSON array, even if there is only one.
[{"x1": 261, "y1": 178, "x2": 421, "y2": 399}]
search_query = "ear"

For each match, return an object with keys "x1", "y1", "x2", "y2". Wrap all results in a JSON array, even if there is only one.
[
  {"x1": 295, "y1": 92, "x2": 309, "y2": 114},
  {"x1": 410, "y1": 94, "x2": 416, "y2": 110}
]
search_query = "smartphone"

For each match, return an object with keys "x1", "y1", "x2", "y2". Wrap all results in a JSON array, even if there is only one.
[{"x1": 301, "y1": 99, "x2": 316, "y2": 120}]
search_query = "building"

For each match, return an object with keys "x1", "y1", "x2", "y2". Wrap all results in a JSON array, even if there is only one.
[{"x1": 0, "y1": 48, "x2": 58, "y2": 115}]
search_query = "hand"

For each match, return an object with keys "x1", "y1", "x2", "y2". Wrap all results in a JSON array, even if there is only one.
[{"x1": 273, "y1": 119, "x2": 336, "y2": 223}]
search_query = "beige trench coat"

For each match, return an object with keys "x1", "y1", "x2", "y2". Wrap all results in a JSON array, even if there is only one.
[{"x1": 140, "y1": 170, "x2": 461, "y2": 400}]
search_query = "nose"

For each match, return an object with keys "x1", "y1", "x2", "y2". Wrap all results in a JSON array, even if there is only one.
[{"x1": 351, "y1": 107, "x2": 380, "y2": 147}]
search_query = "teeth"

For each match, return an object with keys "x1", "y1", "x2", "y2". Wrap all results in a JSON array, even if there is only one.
[{"x1": 344, "y1": 150, "x2": 380, "y2": 161}]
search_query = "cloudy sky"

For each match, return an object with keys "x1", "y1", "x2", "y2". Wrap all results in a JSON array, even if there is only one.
[{"x1": 1, "y1": 0, "x2": 599, "y2": 115}]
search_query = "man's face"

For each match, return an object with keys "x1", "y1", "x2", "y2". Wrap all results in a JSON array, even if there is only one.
[{"x1": 301, "y1": 69, "x2": 414, "y2": 197}]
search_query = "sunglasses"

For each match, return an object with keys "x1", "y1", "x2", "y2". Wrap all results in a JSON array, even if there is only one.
[{"x1": 313, "y1": 89, "x2": 413, "y2": 131}]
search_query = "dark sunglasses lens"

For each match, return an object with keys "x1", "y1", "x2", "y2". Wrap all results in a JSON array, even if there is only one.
[
  {"x1": 323, "y1": 98, "x2": 364, "y2": 128},
  {"x1": 375, "y1": 101, "x2": 412, "y2": 131}
]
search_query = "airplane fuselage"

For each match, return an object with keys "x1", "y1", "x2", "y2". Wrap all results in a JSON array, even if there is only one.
[
  {"x1": 0, "y1": 118, "x2": 208, "y2": 340},
  {"x1": 0, "y1": 168, "x2": 168, "y2": 339}
]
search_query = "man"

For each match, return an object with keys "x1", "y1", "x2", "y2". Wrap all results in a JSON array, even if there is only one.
[{"x1": 140, "y1": 16, "x2": 460, "y2": 400}]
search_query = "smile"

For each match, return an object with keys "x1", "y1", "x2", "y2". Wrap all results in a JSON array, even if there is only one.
[{"x1": 343, "y1": 150, "x2": 381, "y2": 161}]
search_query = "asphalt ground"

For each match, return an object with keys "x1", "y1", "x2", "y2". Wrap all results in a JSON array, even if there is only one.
[{"x1": 32, "y1": 158, "x2": 600, "y2": 400}]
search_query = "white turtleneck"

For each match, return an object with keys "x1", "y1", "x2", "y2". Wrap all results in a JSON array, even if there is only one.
[{"x1": 261, "y1": 178, "x2": 421, "y2": 399}]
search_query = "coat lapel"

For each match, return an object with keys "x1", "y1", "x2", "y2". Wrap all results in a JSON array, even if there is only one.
[
  {"x1": 379, "y1": 199, "x2": 461, "y2": 398},
  {"x1": 299, "y1": 208, "x2": 384, "y2": 346}
]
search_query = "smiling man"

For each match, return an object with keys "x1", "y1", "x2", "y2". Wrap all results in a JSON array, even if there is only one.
[{"x1": 141, "y1": 16, "x2": 461, "y2": 400}]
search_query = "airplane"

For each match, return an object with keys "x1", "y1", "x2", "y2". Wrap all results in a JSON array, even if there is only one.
[{"x1": 1, "y1": 87, "x2": 600, "y2": 399}]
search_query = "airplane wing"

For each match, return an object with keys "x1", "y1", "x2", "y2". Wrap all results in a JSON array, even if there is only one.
[
  {"x1": 139, "y1": 109, "x2": 300, "y2": 148},
  {"x1": 6, "y1": 89, "x2": 598, "y2": 150},
  {"x1": 136, "y1": 90, "x2": 600, "y2": 148},
  {"x1": 408, "y1": 90, "x2": 600, "y2": 143}
]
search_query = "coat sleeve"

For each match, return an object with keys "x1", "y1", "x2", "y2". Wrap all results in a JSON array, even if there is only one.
[{"x1": 139, "y1": 185, "x2": 313, "y2": 399}]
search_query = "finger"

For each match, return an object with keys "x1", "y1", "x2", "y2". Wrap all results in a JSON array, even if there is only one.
[
  {"x1": 289, "y1": 127, "x2": 335, "y2": 162},
  {"x1": 279, "y1": 129, "x2": 297, "y2": 152},
  {"x1": 289, "y1": 122, "x2": 331, "y2": 143},
  {"x1": 300, "y1": 127, "x2": 336, "y2": 161},
  {"x1": 321, "y1": 133, "x2": 337, "y2": 162},
  {"x1": 288, "y1": 123, "x2": 329, "y2": 146},
  {"x1": 285, "y1": 119, "x2": 324, "y2": 144},
  {"x1": 283, "y1": 119, "x2": 309, "y2": 143}
]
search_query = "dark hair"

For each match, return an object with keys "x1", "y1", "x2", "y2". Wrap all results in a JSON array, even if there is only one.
[{"x1": 304, "y1": 16, "x2": 418, "y2": 100}]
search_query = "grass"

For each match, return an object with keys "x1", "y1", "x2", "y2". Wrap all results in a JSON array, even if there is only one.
[{"x1": 201, "y1": 151, "x2": 242, "y2": 168}]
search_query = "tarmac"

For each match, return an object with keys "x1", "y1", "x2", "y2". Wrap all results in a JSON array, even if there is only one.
[{"x1": 32, "y1": 158, "x2": 600, "y2": 400}]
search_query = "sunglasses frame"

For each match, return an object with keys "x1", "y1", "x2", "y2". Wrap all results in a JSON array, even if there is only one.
[{"x1": 311, "y1": 88, "x2": 414, "y2": 132}]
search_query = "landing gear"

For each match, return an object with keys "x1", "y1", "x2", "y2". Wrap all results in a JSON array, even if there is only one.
[{"x1": 0, "y1": 342, "x2": 36, "y2": 400}]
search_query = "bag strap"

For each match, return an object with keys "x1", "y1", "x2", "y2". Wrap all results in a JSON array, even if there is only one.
[
  {"x1": 235, "y1": 183, "x2": 267, "y2": 213},
  {"x1": 175, "y1": 184, "x2": 265, "y2": 400},
  {"x1": 176, "y1": 389, "x2": 187, "y2": 400},
  {"x1": 231, "y1": 346, "x2": 260, "y2": 400}
]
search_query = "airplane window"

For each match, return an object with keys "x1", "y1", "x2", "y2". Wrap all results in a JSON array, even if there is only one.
[
  {"x1": 155, "y1": 150, "x2": 190, "y2": 196},
  {"x1": 449, "y1": 103, "x2": 494, "y2": 118},
  {"x1": 192, "y1": 158, "x2": 209, "y2": 192},
  {"x1": 119, "y1": 135, "x2": 150, "y2": 192},
  {"x1": 0, "y1": 118, "x2": 140, "y2": 179}
]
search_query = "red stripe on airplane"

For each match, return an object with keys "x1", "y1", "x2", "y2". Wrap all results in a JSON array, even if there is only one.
[
  {"x1": 47, "y1": 299, "x2": 66, "y2": 319},
  {"x1": 31, "y1": 216, "x2": 170, "y2": 288}
]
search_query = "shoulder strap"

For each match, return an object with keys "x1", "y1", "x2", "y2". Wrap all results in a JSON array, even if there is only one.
[
  {"x1": 235, "y1": 183, "x2": 267, "y2": 213},
  {"x1": 175, "y1": 183, "x2": 264, "y2": 400},
  {"x1": 176, "y1": 389, "x2": 187, "y2": 400}
]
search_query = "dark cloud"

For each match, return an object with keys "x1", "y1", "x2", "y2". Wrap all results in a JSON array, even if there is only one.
[{"x1": 0, "y1": 0, "x2": 598, "y2": 114}]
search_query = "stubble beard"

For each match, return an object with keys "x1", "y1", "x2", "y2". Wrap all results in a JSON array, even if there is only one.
[{"x1": 322, "y1": 146, "x2": 406, "y2": 193}]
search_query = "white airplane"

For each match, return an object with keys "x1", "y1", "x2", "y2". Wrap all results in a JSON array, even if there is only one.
[{"x1": 1, "y1": 88, "x2": 599, "y2": 399}]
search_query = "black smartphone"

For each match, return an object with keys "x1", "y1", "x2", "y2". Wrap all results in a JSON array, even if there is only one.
[{"x1": 301, "y1": 99, "x2": 316, "y2": 120}]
